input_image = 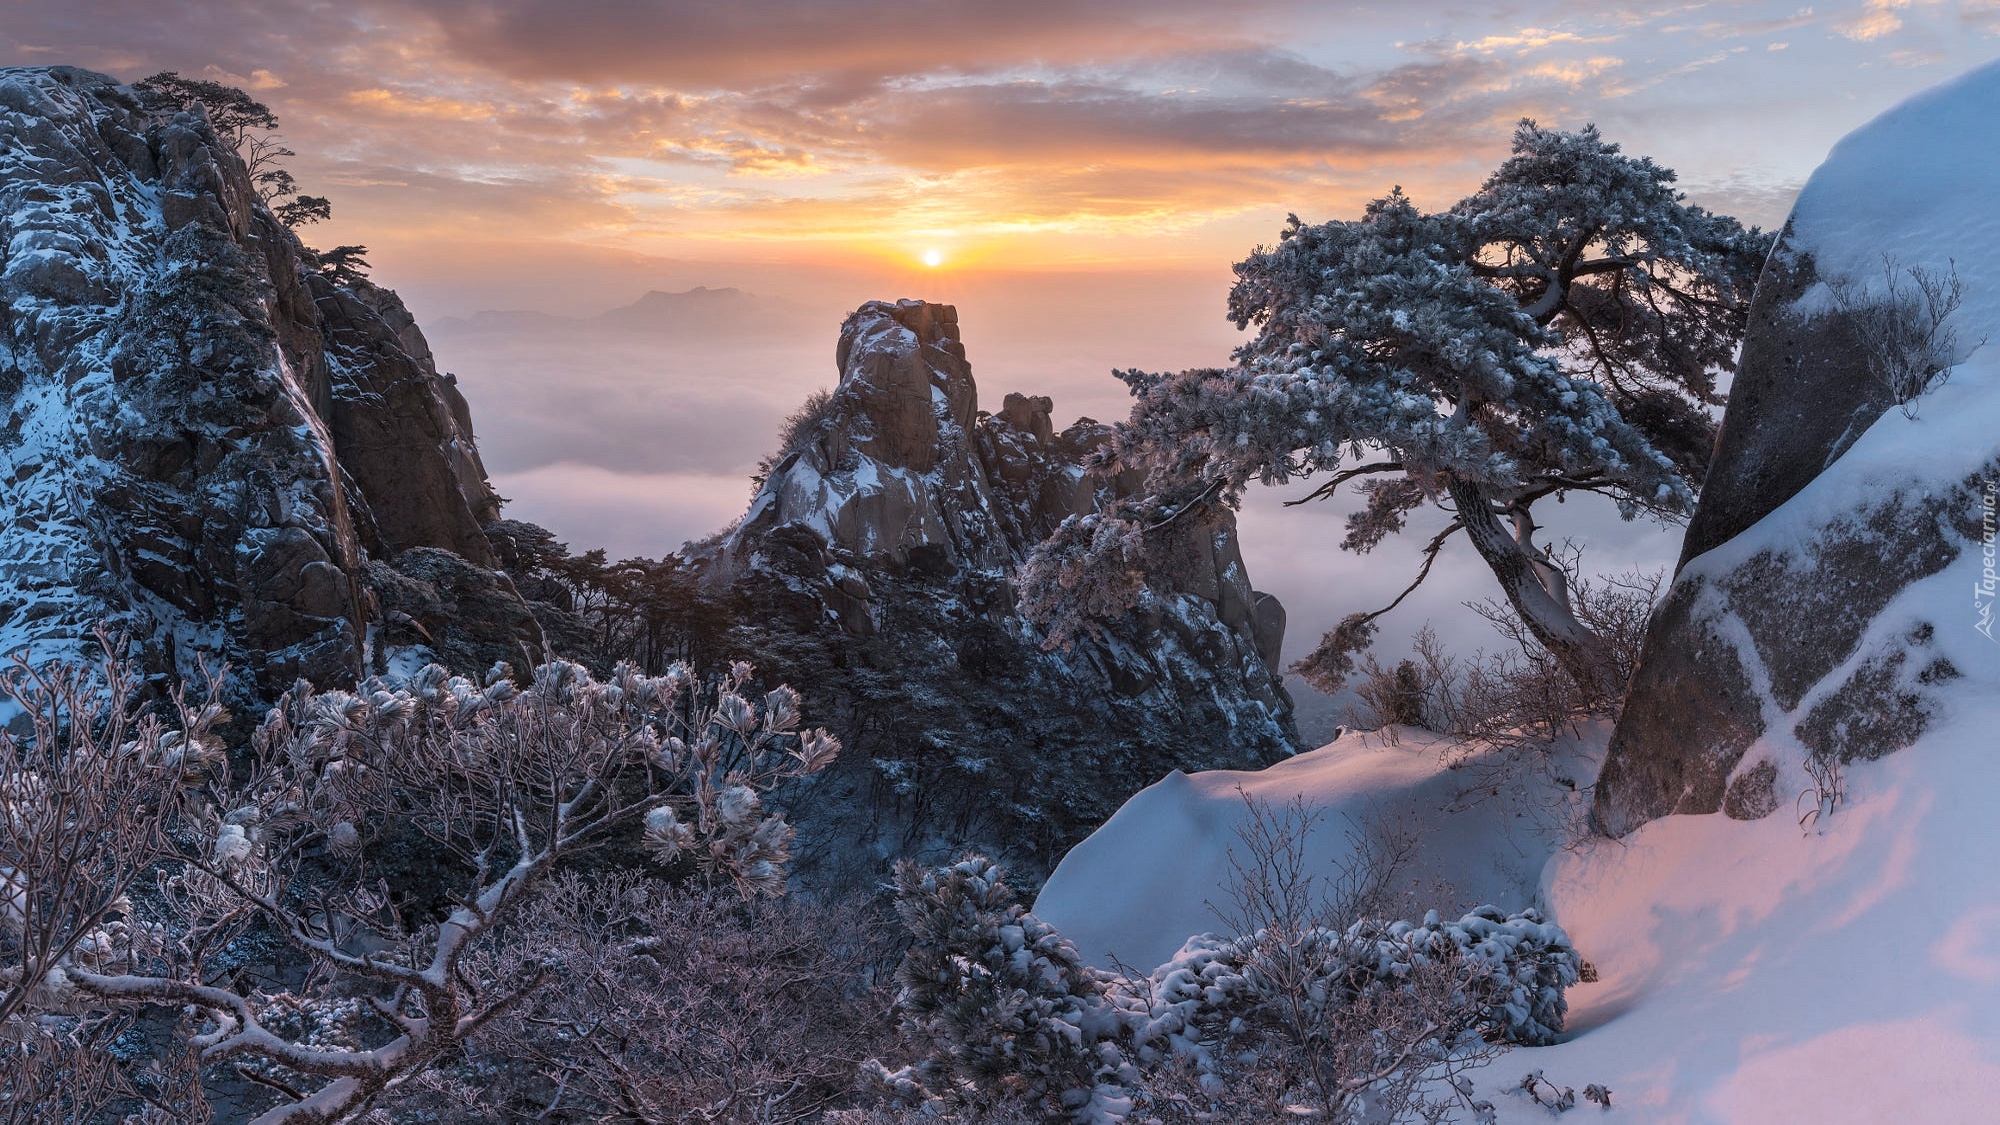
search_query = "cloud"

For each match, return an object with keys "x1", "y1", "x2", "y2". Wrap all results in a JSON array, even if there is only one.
[
  {"x1": 1455, "y1": 28, "x2": 1622, "y2": 54},
  {"x1": 403, "y1": 0, "x2": 1282, "y2": 90},
  {"x1": 491, "y1": 464, "x2": 753, "y2": 559},
  {"x1": 1838, "y1": 0, "x2": 1915, "y2": 41},
  {"x1": 0, "y1": 0, "x2": 1899, "y2": 273}
]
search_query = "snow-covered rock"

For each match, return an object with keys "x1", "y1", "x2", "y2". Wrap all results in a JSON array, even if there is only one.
[
  {"x1": 0, "y1": 66, "x2": 526, "y2": 702},
  {"x1": 1595, "y1": 59, "x2": 2000, "y2": 836}
]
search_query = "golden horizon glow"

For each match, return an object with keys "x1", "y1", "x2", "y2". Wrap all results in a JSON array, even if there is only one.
[{"x1": 32, "y1": 0, "x2": 1970, "y2": 290}]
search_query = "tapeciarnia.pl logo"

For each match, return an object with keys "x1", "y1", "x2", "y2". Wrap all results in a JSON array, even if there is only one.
[{"x1": 1978, "y1": 478, "x2": 1998, "y2": 641}]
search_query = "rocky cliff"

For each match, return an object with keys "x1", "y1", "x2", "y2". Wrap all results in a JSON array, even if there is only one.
[
  {"x1": 0, "y1": 66, "x2": 530, "y2": 704},
  {"x1": 701, "y1": 299, "x2": 1296, "y2": 884},
  {"x1": 1593, "y1": 64, "x2": 2000, "y2": 835}
]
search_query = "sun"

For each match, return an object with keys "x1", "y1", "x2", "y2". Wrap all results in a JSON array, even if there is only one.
[{"x1": 921, "y1": 248, "x2": 944, "y2": 268}]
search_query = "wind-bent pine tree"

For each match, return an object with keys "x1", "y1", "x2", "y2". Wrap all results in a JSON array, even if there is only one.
[{"x1": 1019, "y1": 122, "x2": 1771, "y2": 697}]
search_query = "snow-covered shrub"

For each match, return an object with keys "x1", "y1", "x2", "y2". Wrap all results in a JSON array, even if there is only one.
[
  {"x1": 1108, "y1": 904, "x2": 1576, "y2": 1121},
  {"x1": 880, "y1": 839, "x2": 1581, "y2": 1123},
  {"x1": 1354, "y1": 906, "x2": 1580, "y2": 1047},
  {"x1": 877, "y1": 855, "x2": 1133, "y2": 1122}
]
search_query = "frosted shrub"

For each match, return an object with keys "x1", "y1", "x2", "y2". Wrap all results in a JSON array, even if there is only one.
[
  {"x1": 878, "y1": 830, "x2": 1580, "y2": 1123},
  {"x1": 0, "y1": 647, "x2": 836, "y2": 1124},
  {"x1": 873, "y1": 856, "x2": 1134, "y2": 1123},
  {"x1": 1822, "y1": 257, "x2": 1975, "y2": 420},
  {"x1": 390, "y1": 871, "x2": 897, "y2": 1123}
]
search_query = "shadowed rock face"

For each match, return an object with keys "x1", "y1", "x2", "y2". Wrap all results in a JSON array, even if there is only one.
[
  {"x1": 1592, "y1": 73, "x2": 1999, "y2": 837},
  {"x1": 1673, "y1": 232, "x2": 1899, "y2": 568},
  {"x1": 0, "y1": 66, "x2": 520, "y2": 702},
  {"x1": 706, "y1": 299, "x2": 1296, "y2": 887},
  {"x1": 1594, "y1": 471, "x2": 1987, "y2": 836}
]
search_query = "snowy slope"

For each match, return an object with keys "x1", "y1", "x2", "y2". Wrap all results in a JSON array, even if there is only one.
[
  {"x1": 1035, "y1": 60, "x2": 2000, "y2": 1121},
  {"x1": 1034, "y1": 725, "x2": 1598, "y2": 972},
  {"x1": 1038, "y1": 381, "x2": 2000, "y2": 1113},
  {"x1": 1501, "y1": 353, "x2": 2000, "y2": 1120}
]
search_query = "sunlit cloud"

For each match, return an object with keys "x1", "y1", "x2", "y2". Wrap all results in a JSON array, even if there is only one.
[
  {"x1": 1455, "y1": 28, "x2": 1622, "y2": 54},
  {"x1": 0, "y1": 0, "x2": 1986, "y2": 281},
  {"x1": 1839, "y1": 0, "x2": 1915, "y2": 41}
]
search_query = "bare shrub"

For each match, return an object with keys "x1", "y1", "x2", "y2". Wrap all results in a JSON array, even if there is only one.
[
  {"x1": 1823, "y1": 257, "x2": 1978, "y2": 419},
  {"x1": 1797, "y1": 749, "x2": 1845, "y2": 834},
  {"x1": 0, "y1": 1012, "x2": 209, "y2": 1124},
  {"x1": 0, "y1": 650, "x2": 837, "y2": 1124},
  {"x1": 388, "y1": 871, "x2": 898, "y2": 1122},
  {"x1": 0, "y1": 636, "x2": 225, "y2": 1120},
  {"x1": 1348, "y1": 626, "x2": 1465, "y2": 735},
  {"x1": 1347, "y1": 562, "x2": 1657, "y2": 739},
  {"x1": 1462, "y1": 560, "x2": 1663, "y2": 736}
]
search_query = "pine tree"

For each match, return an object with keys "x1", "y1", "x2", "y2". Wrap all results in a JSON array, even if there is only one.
[{"x1": 1020, "y1": 122, "x2": 1770, "y2": 694}]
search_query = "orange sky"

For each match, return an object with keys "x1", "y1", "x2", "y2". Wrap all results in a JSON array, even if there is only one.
[{"x1": 9, "y1": 0, "x2": 1996, "y2": 301}]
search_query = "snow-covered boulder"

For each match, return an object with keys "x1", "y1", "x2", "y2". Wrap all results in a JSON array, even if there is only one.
[{"x1": 1595, "y1": 60, "x2": 2000, "y2": 835}]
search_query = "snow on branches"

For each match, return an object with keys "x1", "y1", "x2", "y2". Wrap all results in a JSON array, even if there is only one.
[{"x1": 873, "y1": 849, "x2": 1580, "y2": 1123}]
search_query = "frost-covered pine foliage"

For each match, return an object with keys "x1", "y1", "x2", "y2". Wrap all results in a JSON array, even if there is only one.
[
  {"x1": 876, "y1": 856, "x2": 1135, "y2": 1123},
  {"x1": 1021, "y1": 122, "x2": 1768, "y2": 693},
  {"x1": 877, "y1": 854, "x2": 1580, "y2": 1123}
]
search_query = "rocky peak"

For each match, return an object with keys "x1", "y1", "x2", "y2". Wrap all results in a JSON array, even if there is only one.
[
  {"x1": 706, "y1": 298, "x2": 1297, "y2": 884},
  {"x1": 837, "y1": 299, "x2": 974, "y2": 473},
  {"x1": 0, "y1": 66, "x2": 530, "y2": 703},
  {"x1": 725, "y1": 297, "x2": 1285, "y2": 668}
]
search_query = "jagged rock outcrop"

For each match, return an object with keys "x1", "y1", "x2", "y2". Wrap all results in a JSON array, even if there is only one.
[
  {"x1": 702, "y1": 299, "x2": 1296, "y2": 886},
  {"x1": 1593, "y1": 64, "x2": 2000, "y2": 836},
  {"x1": 0, "y1": 66, "x2": 528, "y2": 703}
]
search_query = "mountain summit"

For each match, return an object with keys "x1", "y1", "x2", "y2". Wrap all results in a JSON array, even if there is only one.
[{"x1": 699, "y1": 298, "x2": 1297, "y2": 882}]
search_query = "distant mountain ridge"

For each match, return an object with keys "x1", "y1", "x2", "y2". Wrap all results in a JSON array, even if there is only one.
[{"x1": 434, "y1": 285, "x2": 824, "y2": 338}]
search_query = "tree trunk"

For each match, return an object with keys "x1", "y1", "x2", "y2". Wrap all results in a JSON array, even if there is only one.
[{"x1": 1446, "y1": 476, "x2": 1622, "y2": 699}]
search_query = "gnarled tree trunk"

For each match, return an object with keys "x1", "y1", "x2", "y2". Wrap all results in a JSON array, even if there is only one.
[{"x1": 1446, "y1": 477, "x2": 1622, "y2": 699}]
